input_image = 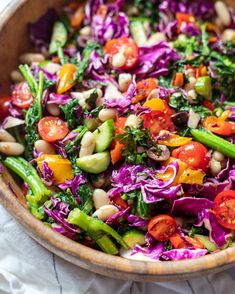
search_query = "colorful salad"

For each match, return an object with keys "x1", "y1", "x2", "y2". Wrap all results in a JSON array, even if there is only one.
[{"x1": 1, "y1": 0, "x2": 235, "y2": 261}]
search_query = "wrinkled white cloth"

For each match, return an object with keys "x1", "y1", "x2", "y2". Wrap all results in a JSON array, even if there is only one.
[{"x1": 0, "y1": 205, "x2": 235, "y2": 294}]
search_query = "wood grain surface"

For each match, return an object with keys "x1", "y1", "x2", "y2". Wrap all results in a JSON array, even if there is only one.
[{"x1": 0, "y1": 0, "x2": 235, "y2": 282}]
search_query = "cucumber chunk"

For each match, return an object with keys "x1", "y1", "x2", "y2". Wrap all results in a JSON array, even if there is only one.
[
  {"x1": 122, "y1": 230, "x2": 146, "y2": 249},
  {"x1": 195, "y1": 76, "x2": 212, "y2": 100},
  {"x1": 49, "y1": 22, "x2": 68, "y2": 54},
  {"x1": 93, "y1": 119, "x2": 115, "y2": 153},
  {"x1": 76, "y1": 152, "x2": 110, "y2": 174},
  {"x1": 194, "y1": 234, "x2": 218, "y2": 252}
]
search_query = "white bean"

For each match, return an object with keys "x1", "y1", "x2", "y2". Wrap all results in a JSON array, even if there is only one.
[
  {"x1": 222, "y1": 29, "x2": 235, "y2": 42},
  {"x1": 178, "y1": 34, "x2": 187, "y2": 41},
  {"x1": 10, "y1": 70, "x2": 24, "y2": 83},
  {"x1": 185, "y1": 77, "x2": 197, "y2": 92},
  {"x1": 83, "y1": 88, "x2": 103, "y2": 100},
  {"x1": 96, "y1": 97, "x2": 104, "y2": 107},
  {"x1": 80, "y1": 26, "x2": 92, "y2": 36},
  {"x1": 0, "y1": 129, "x2": 16, "y2": 142},
  {"x1": 185, "y1": 69, "x2": 195, "y2": 78},
  {"x1": 214, "y1": 1, "x2": 232, "y2": 27},
  {"x1": 210, "y1": 158, "x2": 222, "y2": 176},
  {"x1": 92, "y1": 177, "x2": 106, "y2": 188},
  {"x1": 79, "y1": 132, "x2": 95, "y2": 157},
  {"x1": 187, "y1": 89, "x2": 197, "y2": 103},
  {"x1": 98, "y1": 109, "x2": 117, "y2": 122},
  {"x1": 92, "y1": 189, "x2": 109, "y2": 210},
  {"x1": 213, "y1": 151, "x2": 225, "y2": 162},
  {"x1": 46, "y1": 104, "x2": 60, "y2": 116},
  {"x1": 34, "y1": 140, "x2": 56, "y2": 155},
  {"x1": 111, "y1": 53, "x2": 126, "y2": 68},
  {"x1": 125, "y1": 114, "x2": 139, "y2": 128},
  {"x1": 19, "y1": 53, "x2": 45, "y2": 64},
  {"x1": 44, "y1": 62, "x2": 61, "y2": 74},
  {"x1": 93, "y1": 204, "x2": 119, "y2": 221},
  {"x1": 118, "y1": 73, "x2": 132, "y2": 92},
  {"x1": 148, "y1": 32, "x2": 166, "y2": 44},
  {"x1": 0, "y1": 142, "x2": 24, "y2": 155}
]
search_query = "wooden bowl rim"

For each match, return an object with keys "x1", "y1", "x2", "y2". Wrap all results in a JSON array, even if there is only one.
[{"x1": 0, "y1": 0, "x2": 235, "y2": 281}]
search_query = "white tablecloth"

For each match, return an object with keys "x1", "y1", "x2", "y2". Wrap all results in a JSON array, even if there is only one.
[{"x1": 1, "y1": 204, "x2": 235, "y2": 294}]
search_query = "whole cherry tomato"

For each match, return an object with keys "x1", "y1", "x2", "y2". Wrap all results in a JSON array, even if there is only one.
[
  {"x1": 214, "y1": 190, "x2": 235, "y2": 230},
  {"x1": 172, "y1": 141, "x2": 210, "y2": 172},
  {"x1": 12, "y1": 81, "x2": 34, "y2": 109},
  {"x1": 148, "y1": 215, "x2": 177, "y2": 241},
  {"x1": 105, "y1": 37, "x2": 139, "y2": 70},
  {"x1": 38, "y1": 116, "x2": 69, "y2": 142}
]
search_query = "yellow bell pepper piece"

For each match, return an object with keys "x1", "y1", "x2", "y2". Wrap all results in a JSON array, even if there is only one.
[
  {"x1": 178, "y1": 168, "x2": 205, "y2": 185},
  {"x1": 219, "y1": 110, "x2": 232, "y2": 121},
  {"x1": 158, "y1": 134, "x2": 192, "y2": 147},
  {"x1": 157, "y1": 157, "x2": 204, "y2": 185},
  {"x1": 57, "y1": 64, "x2": 77, "y2": 94},
  {"x1": 157, "y1": 157, "x2": 187, "y2": 186},
  {"x1": 36, "y1": 154, "x2": 74, "y2": 185},
  {"x1": 143, "y1": 98, "x2": 165, "y2": 111}
]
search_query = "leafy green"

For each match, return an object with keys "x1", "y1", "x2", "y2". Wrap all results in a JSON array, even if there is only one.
[
  {"x1": 189, "y1": 226, "x2": 205, "y2": 237},
  {"x1": 65, "y1": 126, "x2": 88, "y2": 155},
  {"x1": 85, "y1": 89, "x2": 98, "y2": 109},
  {"x1": 133, "y1": 0, "x2": 160, "y2": 25},
  {"x1": 77, "y1": 184, "x2": 93, "y2": 215},
  {"x1": 174, "y1": 37, "x2": 198, "y2": 57},
  {"x1": 115, "y1": 125, "x2": 158, "y2": 164},
  {"x1": 56, "y1": 189, "x2": 78, "y2": 209},
  {"x1": 60, "y1": 98, "x2": 82, "y2": 129},
  {"x1": 24, "y1": 71, "x2": 45, "y2": 160},
  {"x1": 136, "y1": 191, "x2": 150, "y2": 220},
  {"x1": 169, "y1": 93, "x2": 212, "y2": 118},
  {"x1": 76, "y1": 42, "x2": 103, "y2": 83}
]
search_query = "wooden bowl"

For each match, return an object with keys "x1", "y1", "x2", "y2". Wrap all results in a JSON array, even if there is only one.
[{"x1": 0, "y1": 0, "x2": 235, "y2": 282}]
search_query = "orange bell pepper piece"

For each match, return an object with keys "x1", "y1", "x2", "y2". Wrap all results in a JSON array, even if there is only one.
[
  {"x1": 71, "y1": 6, "x2": 85, "y2": 28},
  {"x1": 173, "y1": 72, "x2": 184, "y2": 87},
  {"x1": 115, "y1": 117, "x2": 127, "y2": 135},
  {"x1": 36, "y1": 155, "x2": 74, "y2": 185},
  {"x1": 170, "y1": 233, "x2": 205, "y2": 249},
  {"x1": 111, "y1": 142, "x2": 124, "y2": 165},
  {"x1": 170, "y1": 233, "x2": 186, "y2": 249},
  {"x1": 57, "y1": 64, "x2": 77, "y2": 94}
]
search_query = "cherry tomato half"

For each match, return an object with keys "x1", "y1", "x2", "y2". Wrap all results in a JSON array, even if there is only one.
[
  {"x1": 0, "y1": 95, "x2": 11, "y2": 121},
  {"x1": 202, "y1": 116, "x2": 235, "y2": 136},
  {"x1": 12, "y1": 82, "x2": 34, "y2": 109},
  {"x1": 115, "y1": 117, "x2": 127, "y2": 135},
  {"x1": 172, "y1": 141, "x2": 210, "y2": 172},
  {"x1": 142, "y1": 110, "x2": 174, "y2": 137},
  {"x1": 105, "y1": 37, "x2": 139, "y2": 70},
  {"x1": 148, "y1": 214, "x2": 177, "y2": 241},
  {"x1": 214, "y1": 190, "x2": 235, "y2": 230},
  {"x1": 38, "y1": 116, "x2": 69, "y2": 142}
]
